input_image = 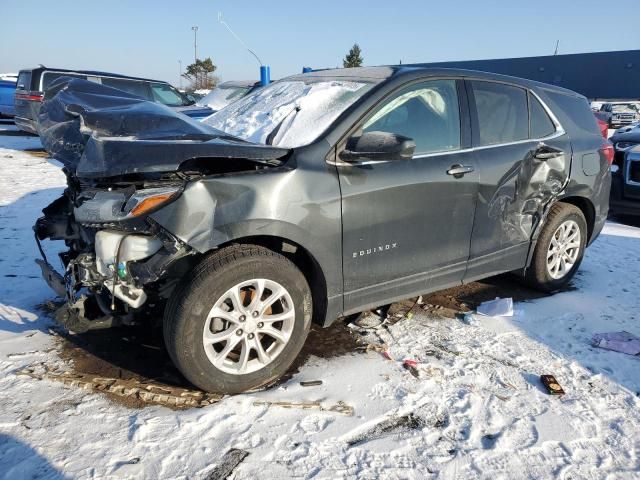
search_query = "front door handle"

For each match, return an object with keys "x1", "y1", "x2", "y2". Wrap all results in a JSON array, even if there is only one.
[{"x1": 447, "y1": 164, "x2": 474, "y2": 178}]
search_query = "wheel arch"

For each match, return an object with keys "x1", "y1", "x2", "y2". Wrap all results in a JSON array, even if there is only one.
[
  {"x1": 212, "y1": 235, "x2": 330, "y2": 327},
  {"x1": 557, "y1": 195, "x2": 596, "y2": 243}
]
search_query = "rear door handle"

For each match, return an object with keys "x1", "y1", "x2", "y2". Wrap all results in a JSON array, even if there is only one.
[
  {"x1": 534, "y1": 143, "x2": 564, "y2": 160},
  {"x1": 447, "y1": 164, "x2": 474, "y2": 178}
]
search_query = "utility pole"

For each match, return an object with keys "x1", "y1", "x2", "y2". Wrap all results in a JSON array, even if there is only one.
[
  {"x1": 178, "y1": 60, "x2": 182, "y2": 89},
  {"x1": 191, "y1": 26, "x2": 198, "y2": 88},
  {"x1": 191, "y1": 26, "x2": 198, "y2": 62},
  {"x1": 554, "y1": 40, "x2": 560, "y2": 56}
]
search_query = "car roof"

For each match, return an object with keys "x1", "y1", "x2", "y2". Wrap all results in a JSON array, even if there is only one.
[
  {"x1": 288, "y1": 65, "x2": 582, "y2": 98},
  {"x1": 18, "y1": 66, "x2": 166, "y2": 84},
  {"x1": 218, "y1": 80, "x2": 260, "y2": 88}
]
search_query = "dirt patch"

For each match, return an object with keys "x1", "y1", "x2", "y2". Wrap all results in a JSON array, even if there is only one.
[{"x1": 39, "y1": 273, "x2": 551, "y2": 409}]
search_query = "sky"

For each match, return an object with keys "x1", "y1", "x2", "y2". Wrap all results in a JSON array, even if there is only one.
[{"x1": 2, "y1": 0, "x2": 639, "y2": 87}]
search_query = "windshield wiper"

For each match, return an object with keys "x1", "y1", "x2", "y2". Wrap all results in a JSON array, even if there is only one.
[{"x1": 266, "y1": 105, "x2": 300, "y2": 146}]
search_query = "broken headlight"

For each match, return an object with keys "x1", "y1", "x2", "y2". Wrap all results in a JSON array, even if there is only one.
[
  {"x1": 122, "y1": 186, "x2": 182, "y2": 218},
  {"x1": 74, "y1": 185, "x2": 182, "y2": 224}
]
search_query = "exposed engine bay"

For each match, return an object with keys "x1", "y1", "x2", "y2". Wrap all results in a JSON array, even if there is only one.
[{"x1": 33, "y1": 77, "x2": 288, "y2": 332}]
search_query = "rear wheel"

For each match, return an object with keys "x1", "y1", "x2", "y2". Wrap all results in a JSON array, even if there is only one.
[
  {"x1": 525, "y1": 203, "x2": 587, "y2": 292},
  {"x1": 164, "y1": 244, "x2": 312, "y2": 393}
]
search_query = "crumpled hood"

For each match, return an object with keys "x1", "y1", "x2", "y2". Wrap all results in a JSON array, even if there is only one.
[{"x1": 37, "y1": 77, "x2": 290, "y2": 178}]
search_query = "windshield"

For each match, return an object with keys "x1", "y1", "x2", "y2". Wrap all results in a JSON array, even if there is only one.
[
  {"x1": 612, "y1": 104, "x2": 639, "y2": 112},
  {"x1": 204, "y1": 79, "x2": 375, "y2": 147},
  {"x1": 150, "y1": 82, "x2": 192, "y2": 107},
  {"x1": 199, "y1": 85, "x2": 252, "y2": 110}
]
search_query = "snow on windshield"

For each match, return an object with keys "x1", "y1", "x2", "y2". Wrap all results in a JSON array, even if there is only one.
[{"x1": 204, "y1": 80, "x2": 372, "y2": 147}]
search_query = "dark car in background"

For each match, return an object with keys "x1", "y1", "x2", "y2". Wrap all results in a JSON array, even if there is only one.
[
  {"x1": 14, "y1": 66, "x2": 213, "y2": 133},
  {"x1": 197, "y1": 80, "x2": 261, "y2": 113},
  {"x1": 35, "y1": 67, "x2": 611, "y2": 394},
  {"x1": 609, "y1": 124, "x2": 640, "y2": 215}
]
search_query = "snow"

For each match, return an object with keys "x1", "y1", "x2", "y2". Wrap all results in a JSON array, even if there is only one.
[
  {"x1": 0, "y1": 125, "x2": 639, "y2": 478},
  {"x1": 204, "y1": 80, "x2": 372, "y2": 148}
]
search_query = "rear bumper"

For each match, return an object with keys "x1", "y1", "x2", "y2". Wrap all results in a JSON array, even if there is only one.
[{"x1": 14, "y1": 116, "x2": 37, "y2": 134}]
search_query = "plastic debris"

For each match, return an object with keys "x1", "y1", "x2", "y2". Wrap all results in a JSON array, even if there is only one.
[
  {"x1": 592, "y1": 331, "x2": 640, "y2": 356},
  {"x1": 476, "y1": 297, "x2": 514, "y2": 317},
  {"x1": 402, "y1": 359, "x2": 420, "y2": 378}
]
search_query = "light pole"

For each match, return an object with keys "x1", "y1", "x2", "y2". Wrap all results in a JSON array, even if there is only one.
[
  {"x1": 178, "y1": 60, "x2": 182, "y2": 89},
  {"x1": 191, "y1": 26, "x2": 198, "y2": 89},
  {"x1": 191, "y1": 26, "x2": 198, "y2": 63}
]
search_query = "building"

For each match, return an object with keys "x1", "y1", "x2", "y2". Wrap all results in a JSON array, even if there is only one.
[{"x1": 409, "y1": 50, "x2": 640, "y2": 100}]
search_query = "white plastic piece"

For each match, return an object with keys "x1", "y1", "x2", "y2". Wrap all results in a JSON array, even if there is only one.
[
  {"x1": 103, "y1": 279, "x2": 147, "y2": 309},
  {"x1": 476, "y1": 297, "x2": 514, "y2": 317},
  {"x1": 95, "y1": 231, "x2": 162, "y2": 277}
]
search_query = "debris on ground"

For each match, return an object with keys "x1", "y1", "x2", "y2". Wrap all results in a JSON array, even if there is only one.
[
  {"x1": 252, "y1": 400, "x2": 354, "y2": 416},
  {"x1": 402, "y1": 359, "x2": 420, "y2": 378},
  {"x1": 477, "y1": 297, "x2": 514, "y2": 317},
  {"x1": 300, "y1": 380, "x2": 323, "y2": 387},
  {"x1": 540, "y1": 374, "x2": 565, "y2": 396},
  {"x1": 346, "y1": 413, "x2": 426, "y2": 446},
  {"x1": 592, "y1": 331, "x2": 640, "y2": 356},
  {"x1": 204, "y1": 449, "x2": 249, "y2": 480},
  {"x1": 17, "y1": 362, "x2": 223, "y2": 408}
]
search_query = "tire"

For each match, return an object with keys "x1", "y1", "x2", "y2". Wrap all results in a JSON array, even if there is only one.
[
  {"x1": 525, "y1": 202, "x2": 587, "y2": 292},
  {"x1": 164, "y1": 244, "x2": 312, "y2": 393}
]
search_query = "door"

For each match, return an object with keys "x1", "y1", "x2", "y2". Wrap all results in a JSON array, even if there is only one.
[
  {"x1": 336, "y1": 79, "x2": 479, "y2": 311},
  {"x1": 464, "y1": 80, "x2": 571, "y2": 281}
]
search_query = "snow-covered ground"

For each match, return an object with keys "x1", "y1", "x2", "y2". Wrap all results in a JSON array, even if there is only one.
[{"x1": 0, "y1": 122, "x2": 639, "y2": 479}]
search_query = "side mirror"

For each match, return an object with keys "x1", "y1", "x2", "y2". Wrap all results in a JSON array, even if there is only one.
[{"x1": 340, "y1": 131, "x2": 416, "y2": 162}]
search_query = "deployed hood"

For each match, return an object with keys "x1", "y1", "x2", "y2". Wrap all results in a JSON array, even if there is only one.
[{"x1": 37, "y1": 77, "x2": 289, "y2": 178}]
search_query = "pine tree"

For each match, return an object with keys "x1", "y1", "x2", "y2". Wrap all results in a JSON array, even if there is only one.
[
  {"x1": 182, "y1": 57, "x2": 218, "y2": 90},
  {"x1": 343, "y1": 43, "x2": 363, "y2": 68}
]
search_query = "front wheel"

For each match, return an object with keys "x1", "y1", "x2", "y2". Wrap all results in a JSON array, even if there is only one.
[
  {"x1": 164, "y1": 244, "x2": 312, "y2": 393},
  {"x1": 525, "y1": 202, "x2": 587, "y2": 292}
]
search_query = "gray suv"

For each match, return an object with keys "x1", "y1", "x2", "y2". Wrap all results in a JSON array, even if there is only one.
[{"x1": 35, "y1": 67, "x2": 611, "y2": 393}]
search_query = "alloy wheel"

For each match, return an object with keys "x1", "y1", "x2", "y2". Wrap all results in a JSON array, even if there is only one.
[
  {"x1": 546, "y1": 220, "x2": 581, "y2": 280},
  {"x1": 202, "y1": 279, "x2": 295, "y2": 375}
]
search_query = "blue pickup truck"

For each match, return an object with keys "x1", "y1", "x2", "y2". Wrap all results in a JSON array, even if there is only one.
[{"x1": 0, "y1": 76, "x2": 17, "y2": 118}]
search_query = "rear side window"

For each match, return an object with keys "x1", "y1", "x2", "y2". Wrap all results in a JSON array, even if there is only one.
[
  {"x1": 16, "y1": 72, "x2": 31, "y2": 91},
  {"x1": 529, "y1": 93, "x2": 556, "y2": 138},
  {"x1": 101, "y1": 78, "x2": 150, "y2": 99},
  {"x1": 545, "y1": 91, "x2": 599, "y2": 136},
  {"x1": 362, "y1": 79, "x2": 461, "y2": 155},
  {"x1": 471, "y1": 81, "x2": 528, "y2": 146},
  {"x1": 41, "y1": 72, "x2": 88, "y2": 91}
]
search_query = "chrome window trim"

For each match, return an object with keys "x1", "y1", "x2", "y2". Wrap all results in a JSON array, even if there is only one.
[{"x1": 330, "y1": 85, "x2": 566, "y2": 166}]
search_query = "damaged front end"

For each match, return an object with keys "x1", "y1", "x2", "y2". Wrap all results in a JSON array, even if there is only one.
[
  {"x1": 35, "y1": 174, "x2": 193, "y2": 332},
  {"x1": 34, "y1": 77, "x2": 289, "y2": 332}
]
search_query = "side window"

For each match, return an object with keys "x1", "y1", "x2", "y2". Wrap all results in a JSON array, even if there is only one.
[
  {"x1": 362, "y1": 79, "x2": 460, "y2": 155},
  {"x1": 16, "y1": 71, "x2": 31, "y2": 91},
  {"x1": 529, "y1": 93, "x2": 556, "y2": 138},
  {"x1": 101, "y1": 78, "x2": 150, "y2": 99},
  {"x1": 150, "y1": 83, "x2": 187, "y2": 107},
  {"x1": 41, "y1": 72, "x2": 87, "y2": 91},
  {"x1": 471, "y1": 81, "x2": 528, "y2": 146}
]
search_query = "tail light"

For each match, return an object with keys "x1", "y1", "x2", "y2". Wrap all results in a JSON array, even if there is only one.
[
  {"x1": 15, "y1": 93, "x2": 43, "y2": 102},
  {"x1": 600, "y1": 141, "x2": 615, "y2": 166},
  {"x1": 596, "y1": 118, "x2": 608, "y2": 139}
]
